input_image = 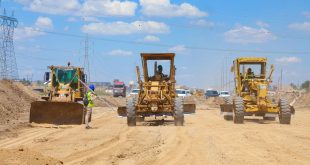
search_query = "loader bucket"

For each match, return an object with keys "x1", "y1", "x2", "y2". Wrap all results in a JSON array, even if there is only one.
[
  {"x1": 117, "y1": 106, "x2": 127, "y2": 117},
  {"x1": 183, "y1": 103, "x2": 196, "y2": 114},
  {"x1": 30, "y1": 101, "x2": 86, "y2": 125},
  {"x1": 220, "y1": 104, "x2": 233, "y2": 113}
]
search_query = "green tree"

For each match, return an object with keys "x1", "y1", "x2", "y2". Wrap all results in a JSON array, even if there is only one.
[
  {"x1": 289, "y1": 83, "x2": 298, "y2": 90},
  {"x1": 300, "y1": 80, "x2": 310, "y2": 92}
]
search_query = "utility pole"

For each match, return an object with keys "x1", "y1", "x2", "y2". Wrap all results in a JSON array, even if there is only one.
[
  {"x1": 84, "y1": 34, "x2": 90, "y2": 82},
  {"x1": 280, "y1": 68, "x2": 283, "y2": 91},
  {"x1": 0, "y1": 1, "x2": 18, "y2": 80}
]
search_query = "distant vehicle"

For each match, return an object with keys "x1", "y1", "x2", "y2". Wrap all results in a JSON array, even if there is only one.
[
  {"x1": 113, "y1": 81, "x2": 126, "y2": 97},
  {"x1": 129, "y1": 89, "x2": 140, "y2": 96},
  {"x1": 219, "y1": 91, "x2": 230, "y2": 97},
  {"x1": 205, "y1": 90, "x2": 219, "y2": 99},
  {"x1": 176, "y1": 89, "x2": 191, "y2": 98}
]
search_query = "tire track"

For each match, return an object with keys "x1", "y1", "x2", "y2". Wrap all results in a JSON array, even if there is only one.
[
  {"x1": 64, "y1": 128, "x2": 133, "y2": 165},
  {"x1": 153, "y1": 128, "x2": 191, "y2": 165},
  {"x1": 0, "y1": 129, "x2": 58, "y2": 148}
]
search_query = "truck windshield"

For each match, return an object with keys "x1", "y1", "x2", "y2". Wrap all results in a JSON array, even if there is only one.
[
  {"x1": 207, "y1": 91, "x2": 218, "y2": 95},
  {"x1": 114, "y1": 85, "x2": 124, "y2": 88},
  {"x1": 131, "y1": 89, "x2": 139, "y2": 93},
  {"x1": 55, "y1": 68, "x2": 77, "y2": 84},
  {"x1": 176, "y1": 90, "x2": 186, "y2": 94}
]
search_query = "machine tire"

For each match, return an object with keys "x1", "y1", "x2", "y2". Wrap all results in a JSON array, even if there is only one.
[
  {"x1": 174, "y1": 97, "x2": 184, "y2": 126},
  {"x1": 223, "y1": 97, "x2": 233, "y2": 120},
  {"x1": 127, "y1": 98, "x2": 136, "y2": 126},
  {"x1": 233, "y1": 97, "x2": 244, "y2": 124},
  {"x1": 279, "y1": 99, "x2": 291, "y2": 124}
]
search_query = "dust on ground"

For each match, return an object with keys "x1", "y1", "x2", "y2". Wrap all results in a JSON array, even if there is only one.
[
  {"x1": 0, "y1": 147, "x2": 63, "y2": 165},
  {"x1": 0, "y1": 82, "x2": 309, "y2": 165}
]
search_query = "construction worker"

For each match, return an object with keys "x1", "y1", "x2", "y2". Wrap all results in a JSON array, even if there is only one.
[
  {"x1": 85, "y1": 84, "x2": 96, "y2": 129},
  {"x1": 246, "y1": 68, "x2": 255, "y2": 79},
  {"x1": 152, "y1": 65, "x2": 168, "y2": 81}
]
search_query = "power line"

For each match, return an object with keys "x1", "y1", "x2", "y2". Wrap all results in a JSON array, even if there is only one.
[{"x1": 28, "y1": 28, "x2": 310, "y2": 55}]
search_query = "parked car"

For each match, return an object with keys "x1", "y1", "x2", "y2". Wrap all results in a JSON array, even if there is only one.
[
  {"x1": 219, "y1": 91, "x2": 230, "y2": 97},
  {"x1": 129, "y1": 89, "x2": 140, "y2": 97},
  {"x1": 176, "y1": 89, "x2": 191, "y2": 98},
  {"x1": 205, "y1": 90, "x2": 219, "y2": 99}
]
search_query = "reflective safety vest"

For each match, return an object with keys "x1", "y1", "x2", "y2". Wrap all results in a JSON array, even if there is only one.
[{"x1": 87, "y1": 92, "x2": 95, "y2": 108}]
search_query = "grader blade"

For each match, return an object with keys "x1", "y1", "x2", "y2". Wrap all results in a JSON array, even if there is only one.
[
  {"x1": 183, "y1": 97, "x2": 196, "y2": 114},
  {"x1": 183, "y1": 103, "x2": 196, "y2": 114},
  {"x1": 30, "y1": 101, "x2": 86, "y2": 125},
  {"x1": 220, "y1": 104, "x2": 233, "y2": 113},
  {"x1": 117, "y1": 106, "x2": 127, "y2": 117}
]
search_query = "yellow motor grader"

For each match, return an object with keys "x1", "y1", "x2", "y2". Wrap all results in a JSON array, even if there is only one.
[
  {"x1": 220, "y1": 57, "x2": 294, "y2": 124},
  {"x1": 30, "y1": 64, "x2": 88, "y2": 125},
  {"x1": 118, "y1": 53, "x2": 196, "y2": 126}
]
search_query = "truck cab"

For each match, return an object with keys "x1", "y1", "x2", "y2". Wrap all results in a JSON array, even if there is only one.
[{"x1": 113, "y1": 81, "x2": 126, "y2": 97}]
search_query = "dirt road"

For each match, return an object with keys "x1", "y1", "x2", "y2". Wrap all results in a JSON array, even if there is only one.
[{"x1": 0, "y1": 103, "x2": 309, "y2": 165}]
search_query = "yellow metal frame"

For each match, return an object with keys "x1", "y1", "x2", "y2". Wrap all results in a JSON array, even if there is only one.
[
  {"x1": 232, "y1": 57, "x2": 278, "y2": 114},
  {"x1": 46, "y1": 65, "x2": 86, "y2": 102},
  {"x1": 135, "y1": 53, "x2": 177, "y2": 114}
]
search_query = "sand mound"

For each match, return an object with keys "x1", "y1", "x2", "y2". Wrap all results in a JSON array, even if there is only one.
[
  {"x1": 0, "y1": 147, "x2": 62, "y2": 165},
  {"x1": 295, "y1": 92, "x2": 310, "y2": 107},
  {"x1": 0, "y1": 80, "x2": 38, "y2": 124}
]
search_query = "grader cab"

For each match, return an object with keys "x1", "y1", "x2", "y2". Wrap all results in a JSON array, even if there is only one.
[
  {"x1": 220, "y1": 57, "x2": 294, "y2": 124},
  {"x1": 118, "y1": 53, "x2": 195, "y2": 126}
]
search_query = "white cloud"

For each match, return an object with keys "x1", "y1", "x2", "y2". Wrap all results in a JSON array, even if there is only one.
[
  {"x1": 224, "y1": 25, "x2": 276, "y2": 44},
  {"x1": 168, "y1": 45, "x2": 187, "y2": 54},
  {"x1": 190, "y1": 19, "x2": 214, "y2": 28},
  {"x1": 81, "y1": 0, "x2": 137, "y2": 17},
  {"x1": 14, "y1": 27, "x2": 44, "y2": 40},
  {"x1": 302, "y1": 11, "x2": 310, "y2": 17},
  {"x1": 108, "y1": 49, "x2": 132, "y2": 56},
  {"x1": 16, "y1": 0, "x2": 138, "y2": 17},
  {"x1": 140, "y1": 0, "x2": 207, "y2": 18},
  {"x1": 288, "y1": 22, "x2": 310, "y2": 31},
  {"x1": 276, "y1": 57, "x2": 301, "y2": 63},
  {"x1": 256, "y1": 21, "x2": 269, "y2": 28},
  {"x1": 143, "y1": 35, "x2": 160, "y2": 42},
  {"x1": 24, "y1": 0, "x2": 81, "y2": 15},
  {"x1": 35, "y1": 16, "x2": 53, "y2": 29},
  {"x1": 81, "y1": 21, "x2": 169, "y2": 35}
]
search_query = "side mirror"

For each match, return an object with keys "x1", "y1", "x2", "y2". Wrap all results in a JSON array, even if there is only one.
[
  {"x1": 44, "y1": 72, "x2": 50, "y2": 82},
  {"x1": 82, "y1": 74, "x2": 87, "y2": 83},
  {"x1": 230, "y1": 66, "x2": 234, "y2": 72}
]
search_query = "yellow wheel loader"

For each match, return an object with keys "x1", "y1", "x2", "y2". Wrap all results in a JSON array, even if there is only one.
[
  {"x1": 30, "y1": 64, "x2": 88, "y2": 125},
  {"x1": 117, "y1": 53, "x2": 196, "y2": 126},
  {"x1": 220, "y1": 57, "x2": 294, "y2": 124}
]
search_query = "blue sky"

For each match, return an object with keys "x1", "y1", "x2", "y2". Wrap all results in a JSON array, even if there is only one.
[{"x1": 4, "y1": 0, "x2": 310, "y2": 89}]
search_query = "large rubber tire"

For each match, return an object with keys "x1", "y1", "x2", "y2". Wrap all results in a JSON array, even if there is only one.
[
  {"x1": 279, "y1": 99, "x2": 291, "y2": 124},
  {"x1": 127, "y1": 98, "x2": 136, "y2": 126},
  {"x1": 233, "y1": 97, "x2": 244, "y2": 124},
  {"x1": 223, "y1": 97, "x2": 233, "y2": 120},
  {"x1": 174, "y1": 97, "x2": 184, "y2": 126}
]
